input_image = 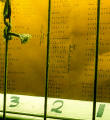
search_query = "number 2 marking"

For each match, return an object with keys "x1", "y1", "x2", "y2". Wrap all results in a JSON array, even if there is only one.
[
  {"x1": 9, "y1": 96, "x2": 20, "y2": 107},
  {"x1": 51, "y1": 100, "x2": 64, "y2": 113}
]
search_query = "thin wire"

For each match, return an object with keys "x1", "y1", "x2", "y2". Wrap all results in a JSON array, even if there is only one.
[
  {"x1": 3, "y1": 0, "x2": 11, "y2": 120},
  {"x1": 92, "y1": 0, "x2": 101, "y2": 120},
  {"x1": 3, "y1": 36, "x2": 8, "y2": 120},
  {"x1": 44, "y1": 0, "x2": 51, "y2": 120}
]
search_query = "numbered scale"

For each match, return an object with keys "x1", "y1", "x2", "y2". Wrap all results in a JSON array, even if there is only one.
[{"x1": 0, "y1": 94, "x2": 109, "y2": 120}]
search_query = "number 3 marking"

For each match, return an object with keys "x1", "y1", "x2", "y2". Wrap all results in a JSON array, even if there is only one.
[
  {"x1": 51, "y1": 100, "x2": 64, "y2": 113},
  {"x1": 9, "y1": 96, "x2": 20, "y2": 107}
]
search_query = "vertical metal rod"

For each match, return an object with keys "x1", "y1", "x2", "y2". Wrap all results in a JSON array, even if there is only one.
[
  {"x1": 44, "y1": 0, "x2": 51, "y2": 120},
  {"x1": 3, "y1": 0, "x2": 11, "y2": 120},
  {"x1": 92, "y1": 0, "x2": 101, "y2": 120},
  {"x1": 3, "y1": 39, "x2": 8, "y2": 120}
]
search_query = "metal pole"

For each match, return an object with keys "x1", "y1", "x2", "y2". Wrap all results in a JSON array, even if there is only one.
[
  {"x1": 92, "y1": 0, "x2": 101, "y2": 120},
  {"x1": 44, "y1": 0, "x2": 51, "y2": 119},
  {"x1": 3, "y1": 0, "x2": 11, "y2": 120}
]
